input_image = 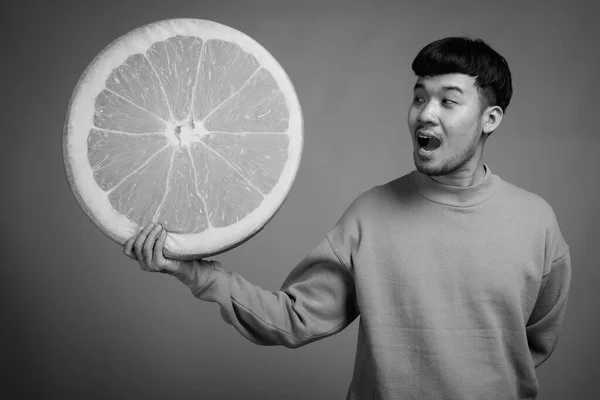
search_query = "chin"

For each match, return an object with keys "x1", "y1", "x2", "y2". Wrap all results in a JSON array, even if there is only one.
[
  {"x1": 415, "y1": 164, "x2": 446, "y2": 177},
  {"x1": 413, "y1": 153, "x2": 447, "y2": 176}
]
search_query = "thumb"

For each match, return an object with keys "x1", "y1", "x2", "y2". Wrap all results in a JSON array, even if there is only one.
[{"x1": 155, "y1": 230, "x2": 181, "y2": 273}]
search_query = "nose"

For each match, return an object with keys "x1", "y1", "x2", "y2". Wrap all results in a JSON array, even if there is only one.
[{"x1": 417, "y1": 101, "x2": 438, "y2": 125}]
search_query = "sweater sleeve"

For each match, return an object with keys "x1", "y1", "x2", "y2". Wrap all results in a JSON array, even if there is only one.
[
  {"x1": 526, "y1": 246, "x2": 572, "y2": 367},
  {"x1": 171, "y1": 234, "x2": 360, "y2": 348}
]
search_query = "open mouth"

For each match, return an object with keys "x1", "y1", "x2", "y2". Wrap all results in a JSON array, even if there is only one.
[{"x1": 416, "y1": 135, "x2": 442, "y2": 152}]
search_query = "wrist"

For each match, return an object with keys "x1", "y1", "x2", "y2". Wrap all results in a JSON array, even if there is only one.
[
  {"x1": 171, "y1": 259, "x2": 217, "y2": 292},
  {"x1": 169, "y1": 259, "x2": 191, "y2": 276}
]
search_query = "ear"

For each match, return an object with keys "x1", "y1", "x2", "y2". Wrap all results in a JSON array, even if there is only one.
[{"x1": 482, "y1": 105, "x2": 503, "y2": 135}]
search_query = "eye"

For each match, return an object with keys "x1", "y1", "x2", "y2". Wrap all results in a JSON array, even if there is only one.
[
  {"x1": 442, "y1": 99, "x2": 456, "y2": 106},
  {"x1": 413, "y1": 96, "x2": 425, "y2": 105}
]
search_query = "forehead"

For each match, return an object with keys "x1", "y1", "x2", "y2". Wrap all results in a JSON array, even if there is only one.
[{"x1": 414, "y1": 73, "x2": 478, "y2": 94}]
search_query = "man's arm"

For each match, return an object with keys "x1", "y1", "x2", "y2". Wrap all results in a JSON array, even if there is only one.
[
  {"x1": 124, "y1": 222, "x2": 360, "y2": 349},
  {"x1": 172, "y1": 235, "x2": 359, "y2": 348},
  {"x1": 525, "y1": 247, "x2": 572, "y2": 367}
]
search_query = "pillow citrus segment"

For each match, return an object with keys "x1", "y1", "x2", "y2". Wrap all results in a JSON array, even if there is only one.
[
  {"x1": 105, "y1": 54, "x2": 171, "y2": 121},
  {"x1": 204, "y1": 68, "x2": 289, "y2": 133},
  {"x1": 194, "y1": 40, "x2": 260, "y2": 122},
  {"x1": 88, "y1": 129, "x2": 169, "y2": 191},
  {"x1": 190, "y1": 142, "x2": 263, "y2": 228},
  {"x1": 152, "y1": 149, "x2": 209, "y2": 233},
  {"x1": 94, "y1": 89, "x2": 167, "y2": 133},
  {"x1": 201, "y1": 133, "x2": 289, "y2": 195},
  {"x1": 108, "y1": 146, "x2": 173, "y2": 225},
  {"x1": 146, "y1": 36, "x2": 204, "y2": 122}
]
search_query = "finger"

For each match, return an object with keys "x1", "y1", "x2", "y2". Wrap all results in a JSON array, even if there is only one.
[
  {"x1": 123, "y1": 237, "x2": 137, "y2": 260},
  {"x1": 134, "y1": 223, "x2": 155, "y2": 262},
  {"x1": 144, "y1": 224, "x2": 163, "y2": 266},
  {"x1": 154, "y1": 229, "x2": 167, "y2": 263}
]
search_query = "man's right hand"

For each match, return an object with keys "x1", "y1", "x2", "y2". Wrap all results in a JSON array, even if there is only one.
[{"x1": 123, "y1": 222, "x2": 185, "y2": 275}]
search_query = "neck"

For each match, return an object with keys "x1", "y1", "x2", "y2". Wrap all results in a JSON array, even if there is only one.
[
  {"x1": 411, "y1": 162, "x2": 497, "y2": 207},
  {"x1": 429, "y1": 162, "x2": 487, "y2": 187}
]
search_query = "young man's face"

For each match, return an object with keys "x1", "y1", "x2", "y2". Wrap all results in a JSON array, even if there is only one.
[{"x1": 407, "y1": 73, "x2": 488, "y2": 177}]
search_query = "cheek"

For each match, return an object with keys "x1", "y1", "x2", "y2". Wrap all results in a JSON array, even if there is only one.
[
  {"x1": 407, "y1": 107, "x2": 418, "y2": 128},
  {"x1": 444, "y1": 115, "x2": 477, "y2": 139}
]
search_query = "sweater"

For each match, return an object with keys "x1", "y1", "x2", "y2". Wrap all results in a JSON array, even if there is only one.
[{"x1": 173, "y1": 163, "x2": 572, "y2": 400}]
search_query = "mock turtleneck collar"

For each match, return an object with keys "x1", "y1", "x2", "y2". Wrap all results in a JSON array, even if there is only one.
[{"x1": 410, "y1": 164, "x2": 498, "y2": 207}]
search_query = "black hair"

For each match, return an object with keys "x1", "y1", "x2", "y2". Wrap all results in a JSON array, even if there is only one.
[{"x1": 411, "y1": 37, "x2": 513, "y2": 113}]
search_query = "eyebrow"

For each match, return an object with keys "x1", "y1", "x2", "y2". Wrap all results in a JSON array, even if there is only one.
[
  {"x1": 413, "y1": 83, "x2": 464, "y2": 94},
  {"x1": 442, "y1": 85, "x2": 464, "y2": 94}
]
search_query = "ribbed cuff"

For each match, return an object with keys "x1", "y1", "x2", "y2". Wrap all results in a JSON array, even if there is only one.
[{"x1": 172, "y1": 259, "x2": 216, "y2": 291}]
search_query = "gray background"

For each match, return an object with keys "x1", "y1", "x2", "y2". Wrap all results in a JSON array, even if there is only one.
[{"x1": 2, "y1": 0, "x2": 599, "y2": 399}]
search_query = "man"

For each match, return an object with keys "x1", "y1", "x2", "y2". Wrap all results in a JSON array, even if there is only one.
[{"x1": 124, "y1": 37, "x2": 571, "y2": 399}]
